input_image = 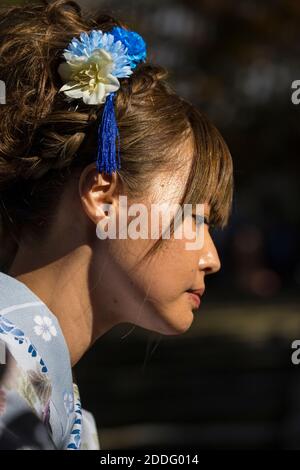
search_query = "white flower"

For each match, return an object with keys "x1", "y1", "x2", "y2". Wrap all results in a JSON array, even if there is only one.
[
  {"x1": 58, "y1": 29, "x2": 134, "y2": 105},
  {"x1": 33, "y1": 315, "x2": 57, "y2": 342},
  {"x1": 63, "y1": 391, "x2": 74, "y2": 415},
  {"x1": 58, "y1": 48, "x2": 121, "y2": 105}
]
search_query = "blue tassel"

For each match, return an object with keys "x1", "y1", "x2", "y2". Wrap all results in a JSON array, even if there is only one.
[{"x1": 96, "y1": 92, "x2": 121, "y2": 175}]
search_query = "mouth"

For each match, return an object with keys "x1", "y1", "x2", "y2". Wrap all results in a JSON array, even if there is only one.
[{"x1": 186, "y1": 289, "x2": 202, "y2": 309}]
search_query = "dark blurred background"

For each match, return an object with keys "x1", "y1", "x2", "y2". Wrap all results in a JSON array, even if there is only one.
[{"x1": 2, "y1": 0, "x2": 300, "y2": 449}]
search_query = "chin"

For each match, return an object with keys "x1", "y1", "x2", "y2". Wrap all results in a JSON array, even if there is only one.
[
  {"x1": 132, "y1": 300, "x2": 195, "y2": 336},
  {"x1": 158, "y1": 308, "x2": 195, "y2": 336}
]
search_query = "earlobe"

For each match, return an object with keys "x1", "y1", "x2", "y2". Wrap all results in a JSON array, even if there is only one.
[{"x1": 78, "y1": 163, "x2": 118, "y2": 225}]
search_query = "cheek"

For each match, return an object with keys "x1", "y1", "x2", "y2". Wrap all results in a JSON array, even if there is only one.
[
  {"x1": 132, "y1": 238, "x2": 200, "y2": 303},
  {"x1": 107, "y1": 208, "x2": 201, "y2": 303}
]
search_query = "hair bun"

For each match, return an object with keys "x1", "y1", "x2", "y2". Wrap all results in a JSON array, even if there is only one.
[{"x1": 45, "y1": 0, "x2": 82, "y2": 26}]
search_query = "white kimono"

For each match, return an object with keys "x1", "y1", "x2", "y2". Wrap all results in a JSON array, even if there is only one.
[{"x1": 0, "y1": 271, "x2": 100, "y2": 450}]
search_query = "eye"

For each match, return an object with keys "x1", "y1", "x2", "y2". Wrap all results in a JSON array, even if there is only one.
[
  {"x1": 192, "y1": 214, "x2": 210, "y2": 227},
  {"x1": 193, "y1": 214, "x2": 209, "y2": 225}
]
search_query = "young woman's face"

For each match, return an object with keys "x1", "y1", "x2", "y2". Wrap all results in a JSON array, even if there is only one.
[
  {"x1": 83, "y1": 139, "x2": 222, "y2": 338},
  {"x1": 101, "y1": 192, "x2": 220, "y2": 336}
]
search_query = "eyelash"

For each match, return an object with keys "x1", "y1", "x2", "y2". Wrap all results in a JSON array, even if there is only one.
[
  {"x1": 192, "y1": 214, "x2": 210, "y2": 227},
  {"x1": 193, "y1": 214, "x2": 212, "y2": 230}
]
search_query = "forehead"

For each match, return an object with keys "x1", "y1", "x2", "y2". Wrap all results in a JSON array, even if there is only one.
[
  {"x1": 148, "y1": 177, "x2": 211, "y2": 216},
  {"x1": 151, "y1": 138, "x2": 214, "y2": 209}
]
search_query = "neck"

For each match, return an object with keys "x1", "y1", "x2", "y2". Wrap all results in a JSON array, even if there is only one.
[{"x1": 8, "y1": 242, "x2": 107, "y2": 366}]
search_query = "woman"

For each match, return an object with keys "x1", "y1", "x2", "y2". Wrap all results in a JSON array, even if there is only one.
[{"x1": 0, "y1": 0, "x2": 233, "y2": 450}]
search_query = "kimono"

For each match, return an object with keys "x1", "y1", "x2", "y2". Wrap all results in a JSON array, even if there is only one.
[{"x1": 0, "y1": 271, "x2": 100, "y2": 450}]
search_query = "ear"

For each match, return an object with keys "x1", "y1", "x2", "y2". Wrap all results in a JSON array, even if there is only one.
[{"x1": 78, "y1": 163, "x2": 118, "y2": 225}]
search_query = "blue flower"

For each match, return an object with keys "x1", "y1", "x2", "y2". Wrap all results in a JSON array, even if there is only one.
[{"x1": 110, "y1": 26, "x2": 147, "y2": 69}]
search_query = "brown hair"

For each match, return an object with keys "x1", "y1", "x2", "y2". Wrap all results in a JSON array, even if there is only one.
[{"x1": 0, "y1": 0, "x2": 233, "y2": 269}]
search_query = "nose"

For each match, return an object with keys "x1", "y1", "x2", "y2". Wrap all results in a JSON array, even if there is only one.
[{"x1": 198, "y1": 233, "x2": 221, "y2": 275}]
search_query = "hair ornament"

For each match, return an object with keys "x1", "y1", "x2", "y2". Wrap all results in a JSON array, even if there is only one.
[{"x1": 58, "y1": 27, "x2": 147, "y2": 175}]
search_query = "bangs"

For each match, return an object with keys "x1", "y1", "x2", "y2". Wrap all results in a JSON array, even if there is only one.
[
  {"x1": 180, "y1": 105, "x2": 234, "y2": 229},
  {"x1": 135, "y1": 100, "x2": 234, "y2": 265}
]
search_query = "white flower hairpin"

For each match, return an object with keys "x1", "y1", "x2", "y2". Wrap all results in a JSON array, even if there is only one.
[{"x1": 58, "y1": 27, "x2": 147, "y2": 174}]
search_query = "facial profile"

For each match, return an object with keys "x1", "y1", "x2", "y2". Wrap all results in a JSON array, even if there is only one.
[{"x1": 79, "y1": 134, "x2": 225, "y2": 337}]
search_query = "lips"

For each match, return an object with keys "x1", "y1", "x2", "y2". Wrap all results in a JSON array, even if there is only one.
[
  {"x1": 186, "y1": 291, "x2": 201, "y2": 308},
  {"x1": 186, "y1": 287, "x2": 205, "y2": 297},
  {"x1": 186, "y1": 287, "x2": 205, "y2": 309}
]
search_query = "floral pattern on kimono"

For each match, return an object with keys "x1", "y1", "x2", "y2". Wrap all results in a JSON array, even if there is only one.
[{"x1": 0, "y1": 271, "x2": 100, "y2": 450}]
